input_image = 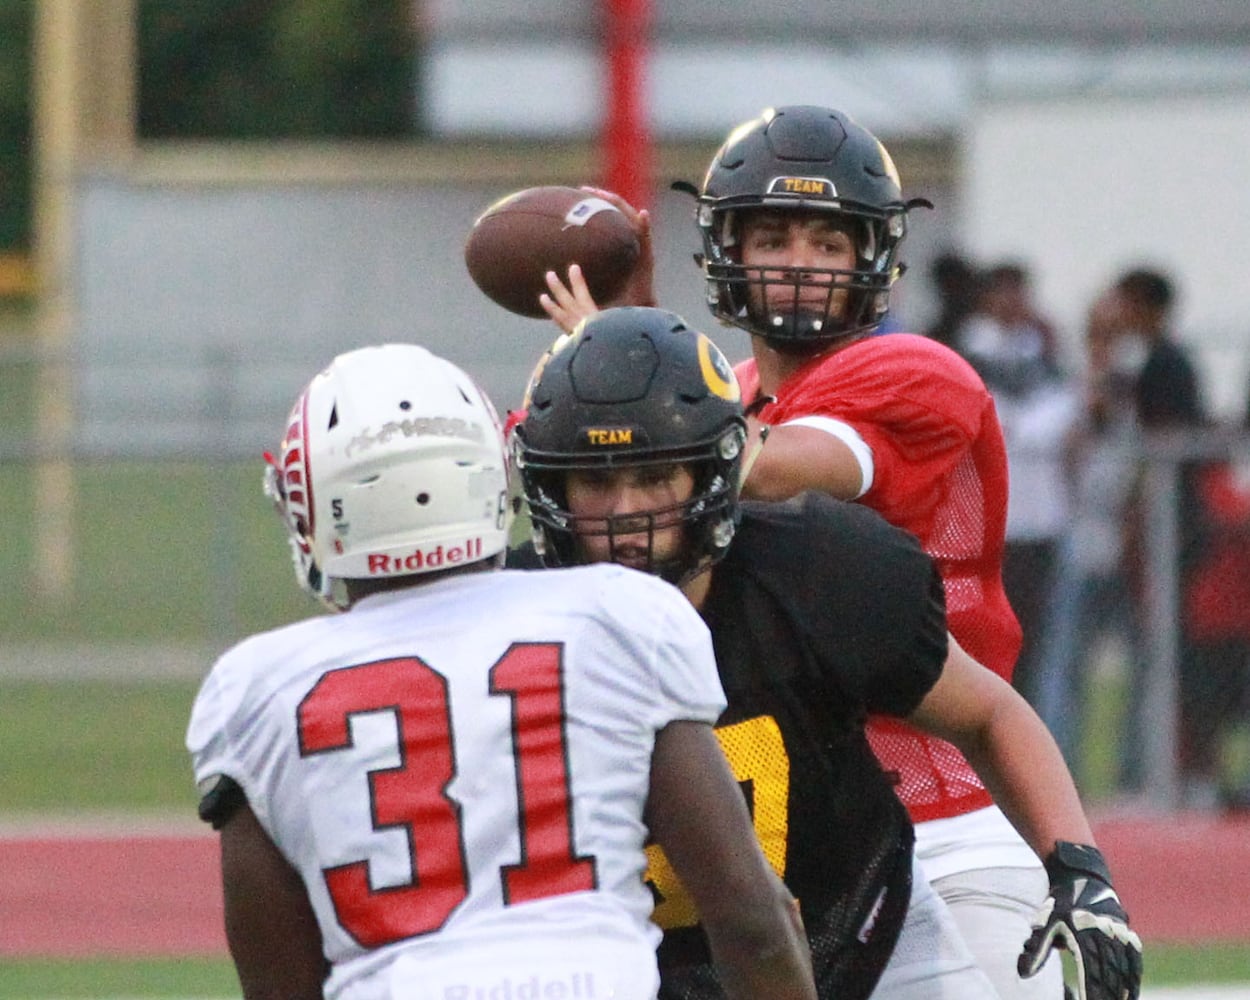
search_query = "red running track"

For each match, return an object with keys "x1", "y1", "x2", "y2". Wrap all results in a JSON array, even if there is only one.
[
  {"x1": 1, "y1": 812, "x2": 1248, "y2": 957},
  {"x1": 0, "y1": 830, "x2": 225, "y2": 957},
  {"x1": 1093, "y1": 811, "x2": 1250, "y2": 944}
]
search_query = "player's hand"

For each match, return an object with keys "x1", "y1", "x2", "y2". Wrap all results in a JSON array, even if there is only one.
[
  {"x1": 1018, "y1": 841, "x2": 1142, "y2": 1000},
  {"x1": 539, "y1": 188, "x2": 656, "y2": 333},
  {"x1": 540, "y1": 263, "x2": 600, "y2": 334},
  {"x1": 577, "y1": 186, "x2": 657, "y2": 309}
]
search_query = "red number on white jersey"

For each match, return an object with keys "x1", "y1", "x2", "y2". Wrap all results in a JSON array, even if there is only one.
[
  {"x1": 491, "y1": 643, "x2": 596, "y2": 904},
  {"x1": 297, "y1": 643, "x2": 596, "y2": 948}
]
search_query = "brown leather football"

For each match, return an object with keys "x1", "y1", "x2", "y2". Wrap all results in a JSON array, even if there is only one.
[{"x1": 465, "y1": 186, "x2": 641, "y2": 318}]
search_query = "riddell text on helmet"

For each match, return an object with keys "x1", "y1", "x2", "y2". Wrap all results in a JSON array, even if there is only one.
[{"x1": 367, "y1": 537, "x2": 484, "y2": 574}]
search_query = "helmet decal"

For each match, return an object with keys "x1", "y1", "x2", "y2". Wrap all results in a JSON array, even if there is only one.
[
  {"x1": 767, "y1": 176, "x2": 836, "y2": 198},
  {"x1": 345, "y1": 416, "x2": 487, "y2": 459},
  {"x1": 277, "y1": 389, "x2": 313, "y2": 550},
  {"x1": 697, "y1": 334, "x2": 740, "y2": 402},
  {"x1": 583, "y1": 427, "x2": 636, "y2": 447}
]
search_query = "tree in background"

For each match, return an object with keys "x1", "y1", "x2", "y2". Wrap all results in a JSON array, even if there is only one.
[
  {"x1": 0, "y1": 2, "x2": 33, "y2": 254},
  {"x1": 138, "y1": 0, "x2": 420, "y2": 138},
  {"x1": 0, "y1": 2, "x2": 419, "y2": 260}
]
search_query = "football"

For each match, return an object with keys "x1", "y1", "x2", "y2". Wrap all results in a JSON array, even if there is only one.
[{"x1": 464, "y1": 186, "x2": 641, "y2": 318}]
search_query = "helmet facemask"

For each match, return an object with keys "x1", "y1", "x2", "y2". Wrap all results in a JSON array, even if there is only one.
[
  {"x1": 521, "y1": 444, "x2": 742, "y2": 587},
  {"x1": 700, "y1": 201, "x2": 905, "y2": 350}
]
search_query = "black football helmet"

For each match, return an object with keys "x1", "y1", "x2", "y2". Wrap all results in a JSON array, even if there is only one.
[
  {"x1": 515, "y1": 307, "x2": 747, "y2": 584},
  {"x1": 694, "y1": 105, "x2": 931, "y2": 349}
]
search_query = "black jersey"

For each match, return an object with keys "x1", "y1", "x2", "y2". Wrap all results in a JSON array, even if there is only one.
[
  {"x1": 505, "y1": 491, "x2": 947, "y2": 1000},
  {"x1": 654, "y1": 492, "x2": 947, "y2": 1000}
]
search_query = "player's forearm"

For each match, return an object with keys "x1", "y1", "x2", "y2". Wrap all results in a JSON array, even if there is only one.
[
  {"x1": 715, "y1": 953, "x2": 817, "y2": 1000},
  {"x1": 914, "y1": 640, "x2": 1096, "y2": 858},
  {"x1": 708, "y1": 890, "x2": 816, "y2": 1000},
  {"x1": 959, "y1": 692, "x2": 1095, "y2": 858}
]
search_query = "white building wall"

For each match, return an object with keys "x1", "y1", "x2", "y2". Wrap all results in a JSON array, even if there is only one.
[{"x1": 962, "y1": 93, "x2": 1250, "y2": 418}]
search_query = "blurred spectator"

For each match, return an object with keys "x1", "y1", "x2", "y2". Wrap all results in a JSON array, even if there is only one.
[
  {"x1": 956, "y1": 262, "x2": 1079, "y2": 710},
  {"x1": 924, "y1": 251, "x2": 980, "y2": 349},
  {"x1": 1115, "y1": 268, "x2": 1204, "y2": 429},
  {"x1": 1113, "y1": 267, "x2": 1211, "y2": 799},
  {"x1": 1034, "y1": 292, "x2": 1146, "y2": 780}
]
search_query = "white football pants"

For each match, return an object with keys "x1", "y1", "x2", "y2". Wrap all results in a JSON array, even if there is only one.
[{"x1": 931, "y1": 865, "x2": 1064, "y2": 1000}]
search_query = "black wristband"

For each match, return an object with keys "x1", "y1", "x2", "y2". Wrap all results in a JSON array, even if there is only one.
[{"x1": 1045, "y1": 840, "x2": 1113, "y2": 885}]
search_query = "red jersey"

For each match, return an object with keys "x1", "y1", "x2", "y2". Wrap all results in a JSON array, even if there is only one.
[
  {"x1": 736, "y1": 333, "x2": 1022, "y2": 823},
  {"x1": 1184, "y1": 462, "x2": 1250, "y2": 641}
]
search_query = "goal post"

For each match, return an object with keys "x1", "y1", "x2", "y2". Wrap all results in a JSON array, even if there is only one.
[{"x1": 29, "y1": 0, "x2": 137, "y2": 603}]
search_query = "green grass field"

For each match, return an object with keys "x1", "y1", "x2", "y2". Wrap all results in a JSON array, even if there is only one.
[
  {"x1": 0, "y1": 678, "x2": 202, "y2": 812},
  {"x1": 0, "y1": 958, "x2": 239, "y2": 999},
  {"x1": 0, "y1": 460, "x2": 313, "y2": 644}
]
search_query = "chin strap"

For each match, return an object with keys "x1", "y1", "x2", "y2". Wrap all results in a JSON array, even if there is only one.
[
  {"x1": 739, "y1": 424, "x2": 770, "y2": 490},
  {"x1": 738, "y1": 395, "x2": 776, "y2": 490}
]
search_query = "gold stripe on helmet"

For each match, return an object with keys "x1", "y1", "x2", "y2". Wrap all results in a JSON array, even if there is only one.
[{"x1": 697, "y1": 334, "x2": 740, "y2": 402}]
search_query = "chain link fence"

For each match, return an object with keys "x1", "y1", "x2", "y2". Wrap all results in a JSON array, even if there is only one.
[{"x1": 4, "y1": 339, "x2": 1250, "y2": 811}]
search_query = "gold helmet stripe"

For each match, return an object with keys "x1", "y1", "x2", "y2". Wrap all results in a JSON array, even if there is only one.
[{"x1": 697, "y1": 334, "x2": 740, "y2": 402}]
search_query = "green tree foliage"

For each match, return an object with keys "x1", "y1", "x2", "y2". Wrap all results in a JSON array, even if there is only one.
[
  {"x1": 0, "y1": 2, "x2": 419, "y2": 251},
  {"x1": 0, "y1": 1, "x2": 33, "y2": 250},
  {"x1": 137, "y1": 0, "x2": 419, "y2": 138}
]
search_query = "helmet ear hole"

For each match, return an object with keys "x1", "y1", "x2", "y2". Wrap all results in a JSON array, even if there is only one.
[{"x1": 717, "y1": 426, "x2": 746, "y2": 462}]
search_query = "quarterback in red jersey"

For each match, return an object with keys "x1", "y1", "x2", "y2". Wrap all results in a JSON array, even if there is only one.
[
  {"x1": 733, "y1": 333, "x2": 1022, "y2": 823},
  {"x1": 682, "y1": 103, "x2": 1034, "y2": 1000},
  {"x1": 538, "y1": 107, "x2": 1051, "y2": 1000}
]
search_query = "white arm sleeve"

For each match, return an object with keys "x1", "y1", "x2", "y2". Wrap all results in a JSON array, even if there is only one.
[{"x1": 781, "y1": 415, "x2": 875, "y2": 498}]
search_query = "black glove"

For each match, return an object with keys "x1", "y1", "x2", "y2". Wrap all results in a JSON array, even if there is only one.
[{"x1": 1018, "y1": 841, "x2": 1142, "y2": 1000}]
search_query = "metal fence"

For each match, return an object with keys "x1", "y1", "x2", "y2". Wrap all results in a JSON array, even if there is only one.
[
  {"x1": 1134, "y1": 428, "x2": 1250, "y2": 809},
  {"x1": 4, "y1": 340, "x2": 1249, "y2": 811}
]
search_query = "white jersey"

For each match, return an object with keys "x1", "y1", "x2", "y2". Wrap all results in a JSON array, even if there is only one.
[{"x1": 187, "y1": 565, "x2": 726, "y2": 1000}]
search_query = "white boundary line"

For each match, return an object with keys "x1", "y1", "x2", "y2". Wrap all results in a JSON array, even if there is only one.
[{"x1": 1144, "y1": 989, "x2": 1250, "y2": 999}]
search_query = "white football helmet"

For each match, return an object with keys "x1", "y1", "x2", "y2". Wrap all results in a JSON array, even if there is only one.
[{"x1": 264, "y1": 344, "x2": 511, "y2": 609}]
